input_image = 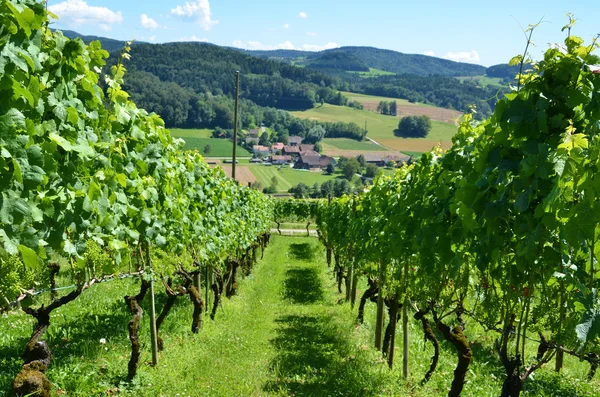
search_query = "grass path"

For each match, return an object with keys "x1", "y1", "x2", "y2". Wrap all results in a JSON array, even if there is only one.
[{"x1": 2, "y1": 236, "x2": 598, "y2": 396}]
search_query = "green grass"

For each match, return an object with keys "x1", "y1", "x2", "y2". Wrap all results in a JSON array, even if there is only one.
[
  {"x1": 322, "y1": 138, "x2": 383, "y2": 151},
  {"x1": 457, "y1": 75, "x2": 504, "y2": 87},
  {"x1": 1, "y1": 236, "x2": 598, "y2": 396},
  {"x1": 169, "y1": 128, "x2": 213, "y2": 139},
  {"x1": 401, "y1": 151, "x2": 424, "y2": 159},
  {"x1": 168, "y1": 129, "x2": 251, "y2": 157},
  {"x1": 250, "y1": 166, "x2": 339, "y2": 192},
  {"x1": 291, "y1": 103, "x2": 456, "y2": 142},
  {"x1": 347, "y1": 68, "x2": 396, "y2": 78}
]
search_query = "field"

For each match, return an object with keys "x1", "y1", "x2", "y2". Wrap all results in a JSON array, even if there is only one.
[
  {"x1": 322, "y1": 138, "x2": 383, "y2": 151},
  {"x1": 457, "y1": 75, "x2": 504, "y2": 87},
  {"x1": 169, "y1": 128, "x2": 213, "y2": 138},
  {"x1": 346, "y1": 68, "x2": 396, "y2": 78},
  {"x1": 342, "y1": 91, "x2": 463, "y2": 123},
  {"x1": 2, "y1": 236, "x2": 596, "y2": 397},
  {"x1": 292, "y1": 103, "x2": 457, "y2": 155},
  {"x1": 250, "y1": 166, "x2": 339, "y2": 192},
  {"x1": 219, "y1": 165, "x2": 257, "y2": 186}
]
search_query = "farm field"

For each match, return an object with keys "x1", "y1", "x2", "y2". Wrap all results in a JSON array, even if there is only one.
[
  {"x1": 346, "y1": 68, "x2": 396, "y2": 78},
  {"x1": 2, "y1": 236, "x2": 596, "y2": 397},
  {"x1": 341, "y1": 91, "x2": 463, "y2": 123},
  {"x1": 292, "y1": 103, "x2": 457, "y2": 154},
  {"x1": 219, "y1": 165, "x2": 257, "y2": 186},
  {"x1": 249, "y1": 166, "x2": 339, "y2": 192},
  {"x1": 322, "y1": 138, "x2": 382, "y2": 151},
  {"x1": 457, "y1": 75, "x2": 504, "y2": 87},
  {"x1": 169, "y1": 132, "x2": 251, "y2": 157},
  {"x1": 169, "y1": 128, "x2": 213, "y2": 139}
]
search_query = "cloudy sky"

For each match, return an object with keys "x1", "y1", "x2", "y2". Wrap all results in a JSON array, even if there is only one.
[{"x1": 47, "y1": 0, "x2": 600, "y2": 66}]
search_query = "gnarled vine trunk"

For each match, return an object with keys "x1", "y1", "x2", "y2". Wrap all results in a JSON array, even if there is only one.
[
  {"x1": 125, "y1": 279, "x2": 150, "y2": 380},
  {"x1": 414, "y1": 310, "x2": 439, "y2": 385},
  {"x1": 357, "y1": 278, "x2": 377, "y2": 324},
  {"x1": 210, "y1": 271, "x2": 224, "y2": 320},
  {"x1": 14, "y1": 288, "x2": 82, "y2": 397},
  {"x1": 432, "y1": 308, "x2": 472, "y2": 397}
]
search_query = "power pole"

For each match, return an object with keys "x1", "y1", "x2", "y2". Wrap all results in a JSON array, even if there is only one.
[
  {"x1": 232, "y1": 71, "x2": 240, "y2": 181},
  {"x1": 365, "y1": 120, "x2": 368, "y2": 137}
]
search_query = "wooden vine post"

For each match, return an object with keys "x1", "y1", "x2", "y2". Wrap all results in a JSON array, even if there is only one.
[
  {"x1": 402, "y1": 261, "x2": 409, "y2": 378},
  {"x1": 146, "y1": 243, "x2": 159, "y2": 366},
  {"x1": 375, "y1": 259, "x2": 386, "y2": 349}
]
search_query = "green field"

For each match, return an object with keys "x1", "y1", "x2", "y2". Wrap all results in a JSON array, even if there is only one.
[
  {"x1": 322, "y1": 138, "x2": 382, "y2": 151},
  {"x1": 341, "y1": 91, "x2": 413, "y2": 106},
  {"x1": 347, "y1": 68, "x2": 396, "y2": 78},
  {"x1": 291, "y1": 103, "x2": 456, "y2": 142},
  {"x1": 457, "y1": 75, "x2": 504, "y2": 87},
  {"x1": 169, "y1": 128, "x2": 213, "y2": 138},
  {"x1": 250, "y1": 166, "x2": 339, "y2": 192}
]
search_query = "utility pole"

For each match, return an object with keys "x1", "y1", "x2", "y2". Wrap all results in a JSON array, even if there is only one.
[{"x1": 232, "y1": 71, "x2": 240, "y2": 181}]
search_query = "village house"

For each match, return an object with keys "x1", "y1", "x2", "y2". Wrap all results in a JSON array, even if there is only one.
[
  {"x1": 361, "y1": 153, "x2": 385, "y2": 167},
  {"x1": 283, "y1": 145, "x2": 301, "y2": 156},
  {"x1": 295, "y1": 154, "x2": 336, "y2": 171},
  {"x1": 288, "y1": 136, "x2": 303, "y2": 146},
  {"x1": 248, "y1": 128, "x2": 260, "y2": 137},
  {"x1": 253, "y1": 145, "x2": 270, "y2": 157},
  {"x1": 245, "y1": 136, "x2": 259, "y2": 146},
  {"x1": 271, "y1": 142, "x2": 285, "y2": 152},
  {"x1": 383, "y1": 154, "x2": 411, "y2": 166},
  {"x1": 299, "y1": 144, "x2": 315, "y2": 153},
  {"x1": 271, "y1": 155, "x2": 293, "y2": 165}
]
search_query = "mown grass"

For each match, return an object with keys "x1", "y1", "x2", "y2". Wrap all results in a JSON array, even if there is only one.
[
  {"x1": 347, "y1": 68, "x2": 396, "y2": 78},
  {"x1": 250, "y1": 166, "x2": 339, "y2": 192},
  {"x1": 2, "y1": 236, "x2": 598, "y2": 397},
  {"x1": 322, "y1": 138, "x2": 383, "y2": 151},
  {"x1": 168, "y1": 129, "x2": 251, "y2": 157},
  {"x1": 291, "y1": 103, "x2": 456, "y2": 143}
]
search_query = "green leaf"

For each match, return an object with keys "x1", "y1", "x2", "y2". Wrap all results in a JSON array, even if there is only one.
[
  {"x1": 18, "y1": 244, "x2": 39, "y2": 271},
  {"x1": 49, "y1": 132, "x2": 74, "y2": 151}
]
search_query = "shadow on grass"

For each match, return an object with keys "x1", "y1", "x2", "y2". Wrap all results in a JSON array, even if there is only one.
[
  {"x1": 283, "y1": 267, "x2": 324, "y2": 304},
  {"x1": 264, "y1": 314, "x2": 390, "y2": 396},
  {"x1": 288, "y1": 243, "x2": 315, "y2": 261}
]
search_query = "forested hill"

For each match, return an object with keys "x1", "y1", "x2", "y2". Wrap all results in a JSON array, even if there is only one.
[
  {"x1": 118, "y1": 42, "x2": 344, "y2": 110},
  {"x1": 245, "y1": 46, "x2": 487, "y2": 77},
  {"x1": 58, "y1": 29, "x2": 147, "y2": 53}
]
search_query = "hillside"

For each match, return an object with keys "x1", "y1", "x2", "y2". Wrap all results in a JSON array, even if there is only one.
[{"x1": 246, "y1": 46, "x2": 486, "y2": 77}]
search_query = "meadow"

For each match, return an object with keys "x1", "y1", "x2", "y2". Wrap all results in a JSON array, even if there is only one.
[{"x1": 169, "y1": 129, "x2": 251, "y2": 157}]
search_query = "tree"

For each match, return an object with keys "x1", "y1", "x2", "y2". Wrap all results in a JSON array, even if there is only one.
[
  {"x1": 259, "y1": 131, "x2": 270, "y2": 146},
  {"x1": 337, "y1": 156, "x2": 350, "y2": 171},
  {"x1": 333, "y1": 179, "x2": 351, "y2": 197},
  {"x1": 314, "y1": 142, "x2": 323, "y2": 153},
  {"x1": 310, "y1": 183, "x2": 321, "y2": 198},
  {"x1": 396, "y1": 115, "x2": 432, "y2": 138},
  {"x1": 385, "y1": 160, "x2": 396, "y2": 168},
  {"x1": 364, "y1": 163, "x2": 381, "y2": 178},
  {"x1": 306, "y1": 125, "x2": 326, "y2": 144},
  {"x1": 321, "y1": 180, "x2": 335, "y2": 198},
  {"x1": 203, "y1": 144, "x2": 211, "y2": 154},
  {"x1": 325, "y1": 162, "x2": 335, "y2": 175},
  {"x1": 381, "y1": 102, "x2": 390, "y2": 115},
  {"x1": 289, "y1": 183, "x2": 309, "y2": 198},
  {"x1": 389, "y1": 101, "x2": 397, "y2": 116},
  {"x1": 342, "y1": 158, "x2": 361, "y2": 180},
  {"x1": 356, "y1": 154, "x2": 366, "y2": 168}
]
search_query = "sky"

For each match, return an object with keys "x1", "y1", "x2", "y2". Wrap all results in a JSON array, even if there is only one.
[{"x1": 47, "y1": 0, "x2": 600, "y2": 66}]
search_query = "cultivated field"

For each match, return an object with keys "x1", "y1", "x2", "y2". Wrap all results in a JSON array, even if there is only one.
[
  {"x1": 292, "y1": 103, "x2": 457, "y2": 154},
  {"x1": 322, "y1": 138, "x2": 383, "y2": 151},
  {"x1": 250, "y1": 166, "x2": 339, "y2": 192},
  {"x1": 342, "y1": 91, "x2": 463, "y2": 123},
  {"x1": 220, "y1": 165, "x2": 257, "y2": 186},
  {"x1": 168, "y1": 129, "x2": 251, "y2": 157}
]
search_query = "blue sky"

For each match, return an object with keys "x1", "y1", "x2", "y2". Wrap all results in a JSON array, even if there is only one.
[{"x1": 47, "y1": 0, "x2": 600, "y2": 66}]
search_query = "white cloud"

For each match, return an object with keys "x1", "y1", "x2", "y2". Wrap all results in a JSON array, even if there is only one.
[
  {"x1": 307, "y1": 32, "x2": 317, "y2": 36},
  {"x1": 444, "y1": 50, "x2": 480, "y2": 63},
  {"x1": 233, "y1": 40, "x2": 339, "y2": 52},
  {"x1": 282, "y1": 23, "x2": 290, "y2": 29},
  {"x1": 141, "y1": 14, "x2": 159, "y2": 29},
  {"x1": 149, "y1": 36, "x2": 156, "y2": 41},
  {"x1": 424, "y1": 50, "x2": 435, "y2": 56},
  {"x1": 171, "y1": 0, "x2": 218, "y2": 30},
  {"x1": 178, "y1": 35, "x2": 208, "y2": 42},
  {"x1": 233, "y1": 40, "x2": 295, "y2": 51},
  {"x1": 48, "y1": 0, "x2": 122, "y2": 30},
  {"x1": 298, "y1": 11, "x2": 308, "y2": 19},
  {"x1": 301, "y1": 43, "x2": 340, "y2": 51}
]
